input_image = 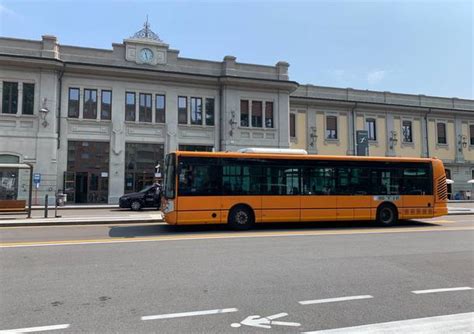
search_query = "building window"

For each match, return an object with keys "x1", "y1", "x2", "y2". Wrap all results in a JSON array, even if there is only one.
[
  {"x1": 139, "y1": 93, "x2": 152, "y2": 123},
  {"x1": 125, "y1": 143, "x2": 164, "y2": 193},
  {"x1": 265, "y1": 102, "x2": 274, "y2": 128},
  {"x1": 101, "y1": 90, "x2": 112, "y2": 120},
  {"x1": 240, "y1": 100, "x2": 249, "y2": 127},
  {"x1": 125, "y1": 92, "x2": 136, "y2": 121},
  {"x1": 402, "y1": 120, "x2": 413, "y2": 143},
  {"x1": 155, "y1": 94, "x2": 165, "y2": 123},
  {"x1": 2, "y1": 82, "x2": 18, "y2": 114},
  {"x1": 178, "y1": 96, "x2": 187, "y2": 124},
  {"x1": 365, "y1": 118, "x2": 376, "y2": 140},
  {"x1": 290, "y1": 113, "x2": 296, "y2": 138},
  {"x1": 190, "y1": 97, "x2": 203, "y2": 125},
  {"x1": 251, "y1": 101, "x2": 263, "y2": 127},
  {"x1": 326, "y1": 115, "x2": 337, "y2": 139},
  {"x1": 437, "y1": 122, "x2": 447, "y2": 144},
  {"x1": 470, "y1": 124, "x2": 474, "y2": 146},
  {"x1": 205, "y1": 98, "x2": 215, "y2": 126},
  {"x1": 83, "y1": 89, "x2": 97, "y2": 119},
  {"x1": 22, "y1": 83, "x2": 35, "y2": 115},
  {"x1": 178, "y1": 145, "x2": 213, "y2": 152},
  {"x1": 68, "y1": 88, "x2": 80, "y2": 118}
]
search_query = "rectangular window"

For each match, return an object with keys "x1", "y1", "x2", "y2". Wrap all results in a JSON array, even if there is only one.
[
  {"x1": 139, "y1": 93, "x2": 152, "y2": 122},
  {"x1": 240, "y1": 100, "x2": 249, "y2": 127},
  {"x1": 190, "y1": 97, "x2": 202, "y2": 125},
  {"x1": 290, "y1": 113, "x2": 296, "y2": 137},
  {"x1": 101, "y1": 90, "x2": 112, "y2": 120},
  {"x1": 302, "y1": 167, "x2": 335, "y2": 195},
  {"x1": 83, "y1": 89, "x2": 98, "y2": 119},
  {"x1": 125, "y1": 92, "x2": 136, "y2": 121},
  {"x1": 178, "y1": 96, "x2": 188, "y2": 124},
  {"x1": 265, "y1": 102, "x2": 274, "y2": 128},
  {"x1": 68, "y1": 88, "x2": 80, "y2": 118},
  {"x1": 402, "y1": 120, "x2": 413, "y2": 142},
  {"x1": 22, "y1": 83, "x2": 35, "y2": 115},
  {"x1": 2, "y1": 82, "x2": 18, "y2": 114},
  {"x1": 470, "y1": 124, "x2": 474, "y2": 146},
  {"x1": 326, "y1": 116, "x2": 337, "y2": 139},
  {"x1": 251, "y1": 101, "x2": 263, "y2": 127},
  {"x1": 366, "y1": 118, "x2": 376, "y2": 140},
  {"x1": 205, "y1": 98, "x2": 215, "y2": 126},
  {"x1": 437, "y1": 123, "x2": 447, "y2": 144},
  {"x1": 155, "y1": 94, "x2": 165, "y2": 123}
]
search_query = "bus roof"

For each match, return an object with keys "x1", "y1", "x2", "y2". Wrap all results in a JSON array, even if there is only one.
[{"x1": 172, "y1": 151, "x2": 437, "y2": 163}]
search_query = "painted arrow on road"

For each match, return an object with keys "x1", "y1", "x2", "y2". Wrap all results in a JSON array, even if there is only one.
[{"x1": 231, "y1": 312, "x2": 301, "y2": 329}]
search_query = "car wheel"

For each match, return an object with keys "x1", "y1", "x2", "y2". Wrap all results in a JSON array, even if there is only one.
[
  {"x1": 131, "y1": 200, "x2": 142, "y2": 211},
  {"x1": 376, "y1": 204, "x2": 398, "y2": 226},
  {"x1": 228, "y1": 205, "x2": 254, "y2": 230}
]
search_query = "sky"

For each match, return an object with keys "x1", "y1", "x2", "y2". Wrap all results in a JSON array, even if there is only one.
[{"x1": 1, "y1": 0, "x2": 472, "y2": 99}]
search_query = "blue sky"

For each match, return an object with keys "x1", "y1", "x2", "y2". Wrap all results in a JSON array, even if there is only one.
[{"x1": 1, "y1": 0, "x2": 472, "y2": 98}]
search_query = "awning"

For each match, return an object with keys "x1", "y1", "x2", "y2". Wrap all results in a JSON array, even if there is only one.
[
  {"x1": 446, "y1": 179, "x2": 454, "y2": 184},
  {"x1": 0, "y1": 163, "x2": 32, "y2": 169}
]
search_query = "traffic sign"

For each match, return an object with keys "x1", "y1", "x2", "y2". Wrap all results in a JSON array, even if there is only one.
[{"x1": 33, "y1": 173, "x2": 41, "y2": 184}]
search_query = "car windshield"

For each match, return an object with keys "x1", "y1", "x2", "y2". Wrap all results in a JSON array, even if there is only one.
[{"x1": 138, "y1": 185, "x2": 154, "y2": 193}]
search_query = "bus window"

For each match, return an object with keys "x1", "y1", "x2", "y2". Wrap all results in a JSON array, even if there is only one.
[
  {"x1": 178, "y1": 159, "x2": 220, "y2": 196},
  {"x1": 302, "y1": 167, "x2": 335, "y2": 195},
  {"x1": 222, "y1": 165, "x2": 262, "y2": 195},
  {"x1": 402, "y1": 166, "x2": 432, "y2": 195},
  {"x1": 370, "y1": 169, "x2": 401, "y2": 195},
  {"x1": 262, "y1": 166, "x2": 300, "y2": 195}
]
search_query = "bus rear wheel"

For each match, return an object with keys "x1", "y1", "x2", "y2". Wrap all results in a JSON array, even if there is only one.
[
  {"x1": 376, "y1": 204, "x2": 398, "y2": 226},
  {"x1": 228, "y1": 205, "x2": 254, "y2": 230}
]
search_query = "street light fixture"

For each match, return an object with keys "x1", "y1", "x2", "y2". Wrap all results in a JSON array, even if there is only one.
[{"x1": 39, "y1": 98, "x2": 50, "y2": 128}]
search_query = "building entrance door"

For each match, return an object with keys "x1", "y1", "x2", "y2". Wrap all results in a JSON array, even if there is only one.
[{"x1": 75, "y1": 172, "x2": 88, "y2": 203}]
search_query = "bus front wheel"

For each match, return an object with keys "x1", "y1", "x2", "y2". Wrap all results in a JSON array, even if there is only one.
[
  {"x1": 376, "y1": 203, "x2": 398, "y2": 226},
  {"x1": 228, "y1": 205, "x2": 254, "y2": 230}
]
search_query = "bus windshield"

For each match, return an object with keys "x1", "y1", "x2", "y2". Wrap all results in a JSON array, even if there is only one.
[{"x1": 163, "y1": 153, "x2": 176, "y2": 199}]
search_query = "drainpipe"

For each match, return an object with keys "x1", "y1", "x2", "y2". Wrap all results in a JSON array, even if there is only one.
[
  {"x1": 351, "y1": 102, "x2": 357, "y2": 155},
  {"x1": 219, "y1": 82, "x2": 224, "y2": 151},
  {"x1": 56, "y1": 64, "x2": 65, "y2": 149},
  {"x1": 424, "y1": 107, "x2": 432, "y2": 158}
]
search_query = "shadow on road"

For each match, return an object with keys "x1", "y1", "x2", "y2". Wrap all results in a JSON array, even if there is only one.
[{"x1": 108, "y1": 220, "x2": 438, "y2": 238}]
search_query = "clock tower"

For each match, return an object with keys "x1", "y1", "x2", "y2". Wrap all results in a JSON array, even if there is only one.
[{"x1": 124, "y1": 18, "x2": 168, "y2": 66}]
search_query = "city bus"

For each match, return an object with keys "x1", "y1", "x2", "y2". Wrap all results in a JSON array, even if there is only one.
[{"x1": 162, "y1": 149, "x2": 448, "y2": 229}]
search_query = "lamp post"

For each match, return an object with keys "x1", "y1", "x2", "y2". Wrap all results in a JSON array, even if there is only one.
[{"x1": 39, "y1": 98, "x2": 50, "y2": 127}]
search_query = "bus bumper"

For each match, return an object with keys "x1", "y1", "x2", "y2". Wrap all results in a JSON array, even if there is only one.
[{"x1": 433, "y1": 204, "x2": 448, "y2": 217}]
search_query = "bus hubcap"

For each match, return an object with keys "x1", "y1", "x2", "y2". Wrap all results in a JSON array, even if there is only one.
[
  {"x1": 381, "y1": 208, "x2": 393, "y2": 223},
  {"x1": 235, "y1": 211, "x2": 248, "y2": 225}
]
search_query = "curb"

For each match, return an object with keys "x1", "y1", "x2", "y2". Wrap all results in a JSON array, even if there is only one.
[{"x1": 0, "y1": 218, "x2": 164, "y2": 227}]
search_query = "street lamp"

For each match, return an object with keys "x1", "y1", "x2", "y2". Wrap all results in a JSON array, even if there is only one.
[{"x1": 39, "y1": 98, "x2": 49, "y2": 128}]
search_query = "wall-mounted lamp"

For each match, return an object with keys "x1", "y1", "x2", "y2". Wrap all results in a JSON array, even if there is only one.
[
  {"x1": 458, "y1": 134, "x2": 467, "y2": 152},
  {"x1": 229, "y1": 110, "x2": 238, "y2": 137},
  {"x1": 309, "y1": 126, "x2": 318, "y2": 147},
  {"x1": 389, "y1": 130, "x2": 398, "y2": 149},
  {"x1": 39, "y1": 98, "x2": 50, "y2": 127}
]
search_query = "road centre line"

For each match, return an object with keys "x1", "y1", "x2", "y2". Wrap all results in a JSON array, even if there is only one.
[
  {"x1": 412, "y1": 287, "x2": 473, "y2": 294},
  {"x1": 1, "y1": 226, "x2": 473, "y2": 248},
  {"x1": 0, "y1": 324, "x2": 70, "y2": 333},
  {"x1": 302, "y1": 312, "x2": 474, "y2": 333},
  {"x1": 141, "y1": 308, "x2": 238, "y2": 320},
  {"x1": 299, "y1": 295, "x2": 373, "y2": 305}
]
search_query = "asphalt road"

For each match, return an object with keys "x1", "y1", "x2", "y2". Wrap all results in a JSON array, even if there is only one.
[{"x1": 0, "y1": 216, "x2": 473, "y2": 333}]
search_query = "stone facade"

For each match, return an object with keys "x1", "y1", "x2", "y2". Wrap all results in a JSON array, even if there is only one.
[{"x1": 0, "y1": 28, "x2": 473, "y2": 204}]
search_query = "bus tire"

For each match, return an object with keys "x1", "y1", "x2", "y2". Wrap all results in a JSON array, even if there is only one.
[
  {"x1": 228, "y1": 205, "x2": 254, "y2": 230},
  {"x1": 131, "y1": 200, "x2": 142, "y2": 211},
  {"x1": 376, "y1": 203, "x2": 398, "y2": 226}
]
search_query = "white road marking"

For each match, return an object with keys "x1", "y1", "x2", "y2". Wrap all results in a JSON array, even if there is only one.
[
  {"x1": 141, "y1": 308, "x2": 238, "y2": 321},
  {"x1": 299, "y1": 295, "x2": 373, "y2": 305},
  {"x1": 231, "y1": 312, "x2": 300, "y2": 329},
  {"x1": 0, "y1": 324, "x2": 70, "y2": 333},
  {"x1": 412, "y1": 286, "x2": 473, "y2": 294},
  {"x1": 302, "y1": 312, "x2": 474, "y2": 333}
]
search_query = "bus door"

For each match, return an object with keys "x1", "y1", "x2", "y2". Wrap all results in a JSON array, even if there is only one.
[
  {"x1": 261, "y1": 166, "x2": 300, "y2": 223},
  {"x1": 176, "y1": 159, "x2": 222, "y2": 224},
  {"x1": 336, "y1": 167, "x2": 371, "y2": 220},
  {"x1": 300, "y1": 167, "x2": 337, "y2": 221}
]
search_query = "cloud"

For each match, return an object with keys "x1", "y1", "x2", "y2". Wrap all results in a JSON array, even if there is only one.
[{"x1": 367, "y1": 70, "x2": 387, "y2": 85}]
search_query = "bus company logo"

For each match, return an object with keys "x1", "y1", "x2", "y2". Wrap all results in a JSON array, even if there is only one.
[{"x1": 373, "y1": 195, "x2": 400, "y2": 201}]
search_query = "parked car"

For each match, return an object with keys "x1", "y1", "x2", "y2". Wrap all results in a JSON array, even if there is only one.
[{"x1": 119, "y1": 184, "x2": 161, "y2": 211}]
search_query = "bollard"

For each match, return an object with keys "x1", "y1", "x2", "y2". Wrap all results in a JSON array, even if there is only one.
[{"x1": 44, "y1": 194, "x2": 48, "y2": 218}]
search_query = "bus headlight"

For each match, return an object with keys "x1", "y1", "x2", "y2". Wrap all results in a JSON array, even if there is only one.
[{"x1": 164, "y1": 200, "x2": 174, "y2": 213}]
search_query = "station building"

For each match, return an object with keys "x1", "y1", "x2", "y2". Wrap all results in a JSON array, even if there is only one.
[{"x1": 1, "y1": 23, "x2": 473, "y2": 204}]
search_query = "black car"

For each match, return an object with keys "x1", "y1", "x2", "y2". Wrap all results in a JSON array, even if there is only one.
[{"x1": 119, "y1": 184, "x2": 161, "y2": 211}]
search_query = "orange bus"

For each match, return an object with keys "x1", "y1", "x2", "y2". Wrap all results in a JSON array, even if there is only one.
[{"x1": 162, "y1": 149, "x2": 448, "y2": 229}]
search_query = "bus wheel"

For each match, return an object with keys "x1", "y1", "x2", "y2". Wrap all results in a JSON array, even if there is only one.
[
  {"x1": 131, "y1": 200, "x2": 142, "y2": 211},
  {"x1": 376, "y1": 204, "x2": 398, "y2": 226},
  {"x1": 228, "y1": 205, "x2": 254, "y2": 230}
]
